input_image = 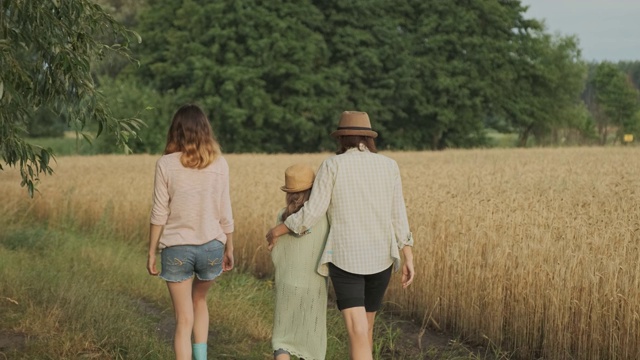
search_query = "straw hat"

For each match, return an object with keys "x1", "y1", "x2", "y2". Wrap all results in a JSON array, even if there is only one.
[
  {"x1": 330, "y1": 111, "x2": 378, "y2": 138},
  {"x1": 280, "y1": 164, "x2": 315, "y2": 193}
]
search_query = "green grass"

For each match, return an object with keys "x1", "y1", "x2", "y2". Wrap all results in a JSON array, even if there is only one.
[
  {"x1": 0, "y1": 224, "x2": 279, "y2": 359},
  {"x1": 0, "y1": 227, "x2": 170, "y2": 359},
  {"x1": 27, "y1": 136, "x2": 100, "y2": 156},
  {"x1": 485, "y1": 130, "x2": 519, "y2": 148},
  {"x1": 0, "y1": 221, "x2": 487, "y2": 359}
]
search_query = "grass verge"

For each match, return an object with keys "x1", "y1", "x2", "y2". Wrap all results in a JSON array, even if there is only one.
[{"x1": 0, "y1": 223, "x2": 488, "y2": 359}]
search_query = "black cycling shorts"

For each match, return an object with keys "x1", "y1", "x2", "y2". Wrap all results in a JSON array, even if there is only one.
[{"x1": 328, "y1": 263, "x2": 393, "y2": 312}]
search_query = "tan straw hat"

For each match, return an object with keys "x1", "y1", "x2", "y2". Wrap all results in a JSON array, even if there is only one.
[
  {"x1": 280, "y1": 164, "x2": 315, "y2": 193},
  {"x1": 330, "y1": 111, "x2": 378, "y2": 138}
]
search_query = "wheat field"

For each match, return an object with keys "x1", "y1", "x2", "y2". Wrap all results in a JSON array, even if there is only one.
[{"x1": 1, "y1": 147, "x2": 639, "y2": 359}]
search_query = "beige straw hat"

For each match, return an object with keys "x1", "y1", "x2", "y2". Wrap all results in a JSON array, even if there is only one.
[
  {"x1": 330, "y1": 111, "x2": 378, "y2": 138},
  {"x1": 280, "y1": 164, "x2": 315, "y2": 193}
]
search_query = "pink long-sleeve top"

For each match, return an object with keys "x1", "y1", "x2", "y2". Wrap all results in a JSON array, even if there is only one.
[{"x1": 150, "y1": 152, "x2": 234, "y2": 249}]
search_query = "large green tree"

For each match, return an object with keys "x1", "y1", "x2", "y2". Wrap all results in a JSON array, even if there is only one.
[
  {"x1": 590, "y1": 62, "x2": 639, "y2": 144},
  {"x1": 617, "y1": 61, "x2": 640, "y2": 90},
  {"x1": 134, "y1": 0, "x2": 342, "y2": 152},
  {"x1": 92, "y1": 0, "x2": 147, "y2": 78},
  {"x1": 121, "y1": 0, "x2": 591, "y2": 152},
  {"x1": 94, "y1": 76, "x2": 172, "y2": 154},
  {"x1": 388, "y1": 0, "x2": 542, "y2": 149},
  {"x1": 503, "y1": 32, "x2": 586, "y2": 146},
  {"x1": 0, "y1": 0, "x2": 141, "y2": 195},
  {"x1": 135, "y1": 0, "x2": 586, "y2": 151},
  {"x1": 309, "y1": 0, "x2": 413, "y2": 148}
]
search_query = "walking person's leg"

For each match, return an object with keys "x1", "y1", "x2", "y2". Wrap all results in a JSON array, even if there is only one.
[
  {"x1": 192, "y1": 278, "x2": 213, "y2": 342},
  {"x1": 366, "y1": 311, "x2": 376, "y2": 352},
  {"x1": 167, "y1": 279, "x2": 195, "y2": 360},
  {"x1": 190, "y1": 239, "x2": 225, "y2": 359},
  {"x1": 362, "y1": 265, "x2": 393, "y2": 353},
  {"x1": 341, "y1": 307, "x2": 374, "y2": 360},
  {"x1": 192, "y1": 278, "x2": 213, "y2": 359},
  {"x1": 329, "y1": 263, "x2": 374, "y2": 359}
]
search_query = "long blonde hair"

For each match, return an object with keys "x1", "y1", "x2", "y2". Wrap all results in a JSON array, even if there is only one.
[
  {"x1": 281, "y1": 189, "x2": 312, "y2": 222},
  {"x1": 164, "y1": 104, "x2": 221, "y2": 169}
]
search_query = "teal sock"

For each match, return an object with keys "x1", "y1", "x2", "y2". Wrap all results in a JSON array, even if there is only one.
[{"x1": 192, "y1": 343, "x2": 207, "y2": 360}]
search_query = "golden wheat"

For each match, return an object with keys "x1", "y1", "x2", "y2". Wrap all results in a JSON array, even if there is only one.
[{"x1": 1, "y1": 147, "x2": 639, "y2": 359}]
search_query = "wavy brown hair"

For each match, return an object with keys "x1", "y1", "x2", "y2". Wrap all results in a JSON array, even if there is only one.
[
  {"x1": 281, "y1": 189, "x2": 312, "y2": 222},
  {"x1": 164, "y1": 104, "x2": 221, "y2": 169},
  {"x1": 336, "y1": 135, "x2": 377, "y2": 155}
]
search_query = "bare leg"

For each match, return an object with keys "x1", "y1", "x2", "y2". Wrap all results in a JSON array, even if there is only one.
[
  {"x1": 167, "y1": 278, "x2": 195, "y2": 360},
  {"x1": 192, "y1": 278, "x2": 214, "y2": 344},
  {"x1": 341, "y1": 307, "x2": 373, "y2": 360},
  {"x1": 366, "y1": 311, "x2": 377, "y2": 352}
]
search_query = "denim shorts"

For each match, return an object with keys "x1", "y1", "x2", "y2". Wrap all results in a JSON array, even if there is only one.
[{"x1": 160, "y1": 240, "x2": 225, "y2": 282}]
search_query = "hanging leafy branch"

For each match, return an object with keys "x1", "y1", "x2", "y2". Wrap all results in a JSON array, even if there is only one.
[{"x1": 0, "y1": 0, "x2": 143, "y2": 196}]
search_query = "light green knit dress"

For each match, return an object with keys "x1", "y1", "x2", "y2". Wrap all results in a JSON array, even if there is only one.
[{"x1": 271, "y1": 210, "x2": 329, "y2": 360}]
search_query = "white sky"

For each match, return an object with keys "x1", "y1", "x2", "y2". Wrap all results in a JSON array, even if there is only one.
[{"x1": 519, "y1": 0, "x2": 640, "y2": 62}]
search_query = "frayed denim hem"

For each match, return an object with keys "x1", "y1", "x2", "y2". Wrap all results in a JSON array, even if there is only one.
[
  {"x1": 159, "y1": 274, "x2": 194, "y2": 283},
  {"x1": 196, "y1": 267, "x2": 223, "y2": 282}
]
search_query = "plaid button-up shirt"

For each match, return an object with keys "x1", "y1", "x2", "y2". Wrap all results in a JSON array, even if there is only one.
[{"x1": 285, "y1": 148, "x2": 414, "y2": 275}]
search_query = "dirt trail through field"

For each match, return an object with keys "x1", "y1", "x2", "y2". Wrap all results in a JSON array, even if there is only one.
[{"x1": 0, "y1": 304, "x2": 492, "y2": 360}]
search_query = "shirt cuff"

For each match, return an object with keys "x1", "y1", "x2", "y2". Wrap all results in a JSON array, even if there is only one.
[
  {"x1": 398, "y1": 232, "x2": 414, "y2": 249},
  {"x1": 150, "y1": 215, "x2": 167, "y2": 225},
  {"x1": 221, "y1": 221, "x2": 234, "y2": 234},
  {"x1": 284, "y1": 217, "x2": 308, "y2": 235}
]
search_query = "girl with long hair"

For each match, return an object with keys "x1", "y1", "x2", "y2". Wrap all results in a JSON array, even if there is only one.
[{"x1": 147, "y1": 104, "x2": 234, "y2": 360}]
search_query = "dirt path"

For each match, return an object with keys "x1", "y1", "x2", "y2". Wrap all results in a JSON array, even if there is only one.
[
  {"x1": 0, "y1": 292, "x2": 497, "y2": 360},
  {"x1": 374, "y1": 310, "x2": 500, "y2": 360},
  {"x1": 0, "y1": 331, "x2": 26, "y2": 356}
]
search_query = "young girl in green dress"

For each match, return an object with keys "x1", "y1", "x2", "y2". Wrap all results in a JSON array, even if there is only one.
[{"x1": 269, "y1": 164, "x2": 330, "y2": 360}]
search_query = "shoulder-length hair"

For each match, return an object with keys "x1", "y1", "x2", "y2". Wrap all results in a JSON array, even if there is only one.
[
  {"x1": 281, "y1": 189, "x2": 312, "y2": 222},
  {"x1": 164, "y1": 104, "x2": 221, "y2": 169},
  {"x1": 336, "y1": 135, "x2": 377, "y2": 155}
]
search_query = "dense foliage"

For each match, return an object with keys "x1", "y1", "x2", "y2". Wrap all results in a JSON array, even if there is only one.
[
  {"x1": 126, "y1": 0, "x2": 589, "y2": 151},
  {"x1": 118, "y1": 0, "x2": 639, "y2": 152},
  {"x1": 584, "y1": 62, "x2": 640, "y2": 144},
  {"x1": 0, "y1": 0, "x2": 142, "y2": 195},
  {"x1": 3, "y1": 0, "x2": 640, "y2": 182}
]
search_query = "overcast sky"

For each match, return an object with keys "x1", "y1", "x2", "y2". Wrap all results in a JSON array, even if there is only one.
[{"x1": 519, "y1": 0, "x2": 640, "y2": 62}]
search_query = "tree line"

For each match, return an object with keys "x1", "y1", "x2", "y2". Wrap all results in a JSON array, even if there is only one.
[
  {"x1": 3, "y1": 0, "x2": 640, "y2": 190},
  {"x1": 94, "y1": 0, "x2": 640, "y2": 153}
]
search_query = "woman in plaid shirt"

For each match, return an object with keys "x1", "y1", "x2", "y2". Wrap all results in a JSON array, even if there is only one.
[{"x1": 267, "y1": 111, "x2": 415, "y2": 360}]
